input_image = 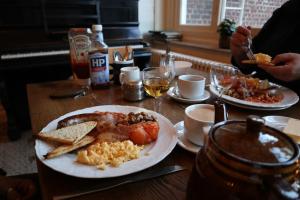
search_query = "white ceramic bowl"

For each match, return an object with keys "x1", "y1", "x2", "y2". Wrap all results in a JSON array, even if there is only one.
[{"x1": 175, "y1": 61, "x2": 192, "y2": 76}]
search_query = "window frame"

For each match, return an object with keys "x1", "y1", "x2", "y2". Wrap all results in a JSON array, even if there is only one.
[
  {"x1": 163, "y1": 0, "x2": 261, "y2": 46},
  {"x1": 220, "y1": 0, "x2": 246, "y2": 25},
  {"x1": 164, "y1": 0, "x2": 220, "y2": 46}
]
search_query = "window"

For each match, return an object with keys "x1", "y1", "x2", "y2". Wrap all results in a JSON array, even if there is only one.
[
  {"x1": 180, "y1": 0, "x2": 213, "y2": 26},
  {"x1": 221, "y1": 0, "x2": 289, "y2": 28},
  {"x1": 220, "y1": 0, "x2": 245, "y2": 26},
  {"x1": 165, "y1": 0, "x2": 289, "y2": 45}
]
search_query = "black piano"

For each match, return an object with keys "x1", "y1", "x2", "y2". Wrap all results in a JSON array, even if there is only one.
[{"x1": 0, "y1": 0, "x2": 150, "y2": 140}]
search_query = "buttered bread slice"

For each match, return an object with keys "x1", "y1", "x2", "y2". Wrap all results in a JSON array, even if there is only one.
[
  {"x1": 283, "y1": 118, "x2": 300, "y2": 143},
  {"x1": 38, "y1": 121, "x2": 97, "y2": 144}
]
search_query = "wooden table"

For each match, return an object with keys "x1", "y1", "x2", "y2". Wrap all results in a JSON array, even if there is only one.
[{"x1": 27, "y1": 79, "x2": 300, "y2": 200}]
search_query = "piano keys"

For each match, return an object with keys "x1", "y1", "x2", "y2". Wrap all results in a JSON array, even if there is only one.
[{"x1": 1, "y1": 50, "x2": 70, "y2": 60}]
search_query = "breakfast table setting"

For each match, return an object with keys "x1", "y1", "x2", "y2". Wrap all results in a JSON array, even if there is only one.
[{"x1": 27, "y1": 58, "x2": 300, "y2": 199}]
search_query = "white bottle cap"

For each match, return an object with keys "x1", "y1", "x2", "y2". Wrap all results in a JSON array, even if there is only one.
[
  {"x1": 87, "y1": 28, "x2": 92, "y2": 34},
  {"x1": 92, "y1": 24, "x2": 103, "y2": 31}
]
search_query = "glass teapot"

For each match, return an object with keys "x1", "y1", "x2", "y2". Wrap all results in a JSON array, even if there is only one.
[{"x1": 187, "y1": 101, "x2": 300, "y2": 200}]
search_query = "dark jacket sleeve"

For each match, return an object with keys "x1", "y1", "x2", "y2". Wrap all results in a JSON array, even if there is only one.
[{"x1": 231, "y1": 0, "x2": 300, "y2": 94}]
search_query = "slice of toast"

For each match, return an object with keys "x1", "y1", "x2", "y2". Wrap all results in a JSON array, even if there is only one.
[
  {"x1": 241, "y1": 59, "x2": 258, "y2": 64},
  {"x1": 241, "y1": 59, "x2": 275, "y2": 66},
  {"x1": 44, "y1": 135, "x2": 95, "y2": 159},
  {"x1": 38, "y1": 121, "x2": 97, "y2": 144}
]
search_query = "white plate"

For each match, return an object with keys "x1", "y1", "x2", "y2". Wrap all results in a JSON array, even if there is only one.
[
  {"x1": 174, "y1": 121, "x2": 201, "y2": 154},
  {"x1": 35, "y1": 105, "x2": 177, "y2": 178},
  {"x1": 210, "y1": 84, "x2": 299, "y2": 110},
  {"x1": 218, "y1": 98, "x2": 292, "y2": 111},
  {"x1": 264, "y1": 116, "x2": 291, "y2": 132},
  {"x1": 167, "y1": 87, "x2": 210, "y2": 104},
  {"x1": 264, "y1": 116, "x2": 300, "y2": 144}
]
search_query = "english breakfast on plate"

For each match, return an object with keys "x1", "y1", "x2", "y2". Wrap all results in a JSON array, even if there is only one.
[
  {"x1": 219, "y1": 75, "x2": 283, "y2": 104},
  {"x1": 35, "y1": 105, "x2": 177, "y2": 178},
  {"x1": 37, "y1": 111, "x2": 159, "y2": 170},
  {"x1": 210, "y1": 64, "x2": 299, "y2": 110}
]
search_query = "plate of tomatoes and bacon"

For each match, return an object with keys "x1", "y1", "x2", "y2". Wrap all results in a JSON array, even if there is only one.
[{"x1": 35, "y1": 105, "x2": 177, "y2": 178}]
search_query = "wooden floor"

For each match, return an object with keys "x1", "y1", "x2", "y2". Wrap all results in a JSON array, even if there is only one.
[{"x1": 0, "y1": 103, "x2": 8, "y2": 143}]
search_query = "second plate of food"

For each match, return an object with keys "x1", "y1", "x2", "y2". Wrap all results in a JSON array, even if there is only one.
[{"x1": 209, "y1": 83, "x2": 299, "y2": 110}]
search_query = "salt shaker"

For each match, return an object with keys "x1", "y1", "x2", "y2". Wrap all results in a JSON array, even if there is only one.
[{"x1": 121, "y1": 80, "x2": 145, "y2": 101}]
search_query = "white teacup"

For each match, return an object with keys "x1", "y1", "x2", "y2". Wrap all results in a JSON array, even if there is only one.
[
  {"x1": 119, "y1": 66, "x2": 141, "y2": 84},
  {"x1": 184, "y1": 104, "x2": 215, "y2": 146},
  {"x1": 177, "y1": 75, "x2": 205, "y2": 99}
]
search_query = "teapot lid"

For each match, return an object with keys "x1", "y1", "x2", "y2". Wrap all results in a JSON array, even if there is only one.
[{"x1": 212, "y1": 115, "x2": 299, "y2": 165}]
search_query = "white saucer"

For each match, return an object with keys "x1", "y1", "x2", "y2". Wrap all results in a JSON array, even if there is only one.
[
  {"x1": 263, "y1": 116, "x2": 290, "y2": 131},
  {"x1": 174, "y1": 121, "x2": 202, "y2": 153},
  {"x1": 167, "y1": 87, "x2": 210, "y2": 104},
  {"x1": 263, "y1": 116, "x2": 300, "y2": 144}
]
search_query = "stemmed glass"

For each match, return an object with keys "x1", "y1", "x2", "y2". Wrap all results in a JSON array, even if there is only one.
[
  {"x1": 210, "y1": 66, "x2": 238, "y2": 99},
  {"x1": 142, "y1": 67, "x2": 171, "y2": 112},
  {"x1": 160, "y1": 54, "x2": 176, "y2": 84}
]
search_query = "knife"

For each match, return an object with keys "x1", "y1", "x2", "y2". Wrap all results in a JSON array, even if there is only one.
[
  {"x1": 49, "y1": 88, "x2": 87, "y2": 99},
  {"x1": 53, "y1": 165, "x2": 186, "y2": 200}
]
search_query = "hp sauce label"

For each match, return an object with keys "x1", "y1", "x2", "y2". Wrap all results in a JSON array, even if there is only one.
[{"x1": 89, "y1": 52, "x2": 109, "y2": 85}]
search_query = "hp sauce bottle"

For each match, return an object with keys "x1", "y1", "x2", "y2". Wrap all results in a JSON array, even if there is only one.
[{"x1": 89, "y1": 24, "x2": 110, "y2": 89}]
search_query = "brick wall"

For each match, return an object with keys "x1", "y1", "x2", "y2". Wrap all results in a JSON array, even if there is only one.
[
  {"x1": 185, "y1": 0, "x2": 288, "y2": 28},
  {"x1": 242, "y1": 0, "x2": 288, "y2": 27},
  {"x1": 226, "y1": 0, "x2": 242, "y2": 7},
  {"x1": 186, "y1": 0, "x2": 212, "y2": 25}
]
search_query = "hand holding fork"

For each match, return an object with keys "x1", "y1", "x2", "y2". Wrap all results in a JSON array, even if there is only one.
[{"x1": 245, "y1": 36, "x2": 256, "y2": 61}]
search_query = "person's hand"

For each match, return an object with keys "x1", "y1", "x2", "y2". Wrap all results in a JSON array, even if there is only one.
[
  {"x1": 230, "y1": 26, "x2": 252, "y2": 64},
  {"x1": 0, "y1": 176, "x2": 36, "y2": 200},
  {"x1": 258, "y1": 53, "x2": 300, "y2": 82}
]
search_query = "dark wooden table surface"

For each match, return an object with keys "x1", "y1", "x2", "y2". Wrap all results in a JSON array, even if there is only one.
[{"x1": 27, "y1": 78, "x2": 300, "y2": 200}]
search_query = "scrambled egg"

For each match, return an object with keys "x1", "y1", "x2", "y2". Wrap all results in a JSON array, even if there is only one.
[
  {"x1": 254, "y1": 53, "x2": 272, "y2": 64},
  {"x1": 77, "y1": 140, "x2": 144, "y2": 170}
]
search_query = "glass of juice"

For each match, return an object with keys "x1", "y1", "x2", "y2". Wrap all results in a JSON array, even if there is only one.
[{"x1": 142, "y1": 67, "x2": 171, "y2": 112}]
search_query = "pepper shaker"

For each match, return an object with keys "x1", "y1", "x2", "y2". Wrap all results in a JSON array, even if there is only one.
[{"x1": 121, "y1": 80, "x2": 145, "y2": 101}]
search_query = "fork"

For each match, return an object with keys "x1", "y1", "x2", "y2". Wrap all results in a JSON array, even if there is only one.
[{"x1": 245, "y1": 37, "x2": 256, "y2": 61}]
